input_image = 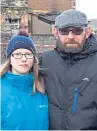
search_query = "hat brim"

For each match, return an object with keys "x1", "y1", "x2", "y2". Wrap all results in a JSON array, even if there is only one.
[{"x1": 56, "y1": 24, "x2": 88, "y2": 28}]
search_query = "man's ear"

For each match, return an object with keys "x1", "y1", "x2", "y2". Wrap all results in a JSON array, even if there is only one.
[
  {"x1": 52, "y1": 26, "x2": 58, "y2": 39},
  {"x1": 86, "y1": 25, "x2": 92, "y2": 38}
]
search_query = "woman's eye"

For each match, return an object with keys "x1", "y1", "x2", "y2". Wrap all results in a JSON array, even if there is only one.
[{"x1": 15, "y1": 53, "x2": 21, "y2": 55}]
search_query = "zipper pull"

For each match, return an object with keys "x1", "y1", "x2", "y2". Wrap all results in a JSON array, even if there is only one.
[{"x1": 72, "y1": 87, "x2": 79, "y2": 114}]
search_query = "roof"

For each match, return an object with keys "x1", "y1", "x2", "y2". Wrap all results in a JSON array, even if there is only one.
[{"x1": 32, "y1": 10, "x2": 61, "y2": 25}]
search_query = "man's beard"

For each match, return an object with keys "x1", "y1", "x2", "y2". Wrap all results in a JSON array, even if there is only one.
[{"x1": 56, "y1": 36, "x2": 86, "y2": 53}]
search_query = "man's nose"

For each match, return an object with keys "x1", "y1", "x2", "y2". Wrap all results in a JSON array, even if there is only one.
[{"x1": 67, "y1": 31, "x2": 74, "y2": 39}]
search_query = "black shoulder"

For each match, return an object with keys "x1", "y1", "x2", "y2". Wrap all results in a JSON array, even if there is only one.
[{"x1": 39, "y1": 50, "x2": 55, "y2": 59}]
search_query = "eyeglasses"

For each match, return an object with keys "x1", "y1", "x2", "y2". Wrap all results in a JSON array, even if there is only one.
[
  {"x1": 57, "y1": 27, "x2": 84, "y2": 35},
  {"x1": 11, "y1": 53, "x2": 34, "y2": 59}
]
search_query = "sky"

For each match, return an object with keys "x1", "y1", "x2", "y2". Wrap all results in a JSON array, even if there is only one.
[{"x1": 76, "y1": 0, "x2": 97, "y2": 19}]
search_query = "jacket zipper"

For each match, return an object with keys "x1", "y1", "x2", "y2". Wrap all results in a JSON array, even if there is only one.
[{"x1": 72, "y1": 87, "x2": 79, "y2": 113}]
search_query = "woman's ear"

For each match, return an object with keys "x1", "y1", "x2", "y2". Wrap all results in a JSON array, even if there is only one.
[
  {"x1": 52, "y1": 26, "x2": 58, "y2": 39},
  {"x1": 86, "y1": 25, "x2": 92, "y2": 38}
]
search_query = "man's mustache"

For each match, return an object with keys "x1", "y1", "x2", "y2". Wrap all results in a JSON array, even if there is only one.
[{"x1": 65, "y1": 40, "x2": 79, "y2": 45}]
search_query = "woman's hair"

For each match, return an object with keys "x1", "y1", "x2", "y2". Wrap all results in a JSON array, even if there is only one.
[
  {"x1": 0, "y1": 59, "x2": 10, "y2": 76},
  {"x1": 0, "y1": 32, "x2": 45, "y2": 94}
]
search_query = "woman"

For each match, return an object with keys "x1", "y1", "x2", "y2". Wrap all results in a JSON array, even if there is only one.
[{"x1": 1, "y1": 32, "x2": 48, "y2": 130}]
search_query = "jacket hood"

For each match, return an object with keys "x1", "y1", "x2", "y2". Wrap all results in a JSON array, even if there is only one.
[{"x1": 55, "y1": 34, "x2": 97, "y2": 64}]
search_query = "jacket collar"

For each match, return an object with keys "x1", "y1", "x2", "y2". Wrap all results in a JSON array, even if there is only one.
[{"x1": 5, "y1": 72, "x2": 34, "y2": 93}]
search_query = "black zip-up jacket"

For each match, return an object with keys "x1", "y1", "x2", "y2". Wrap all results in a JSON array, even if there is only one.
[{"x1": 39, "y1": 34, "x2": 97, "y2": 130}]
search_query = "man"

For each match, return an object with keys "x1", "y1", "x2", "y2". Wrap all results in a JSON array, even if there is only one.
[
  {"x1": 19, "y1": 24, "x2": 29, "y2": 34},
  {"x1": 39, "y1": 9, "x2": 97, "y2": 130}
]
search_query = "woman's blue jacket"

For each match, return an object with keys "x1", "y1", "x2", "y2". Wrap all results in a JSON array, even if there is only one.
[{"x1": 1, "y1": 72, "x2": 48, "y2": 130}]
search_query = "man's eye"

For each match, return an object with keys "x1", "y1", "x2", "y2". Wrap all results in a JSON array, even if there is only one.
[
  {"x1": 60, "y1": 29, "x2": 67, "y2": 32},
  {"x1": 63, "y1": 30, "x2": 67, "y2": 32}
]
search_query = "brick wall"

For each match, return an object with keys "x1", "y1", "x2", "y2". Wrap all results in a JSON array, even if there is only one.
[
  {"x1": 28, "y1": 0, "x2": 73, "y2": 11},
  {"x1": 1, "y1": 34, "x2": 56, "y2": 63}
]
